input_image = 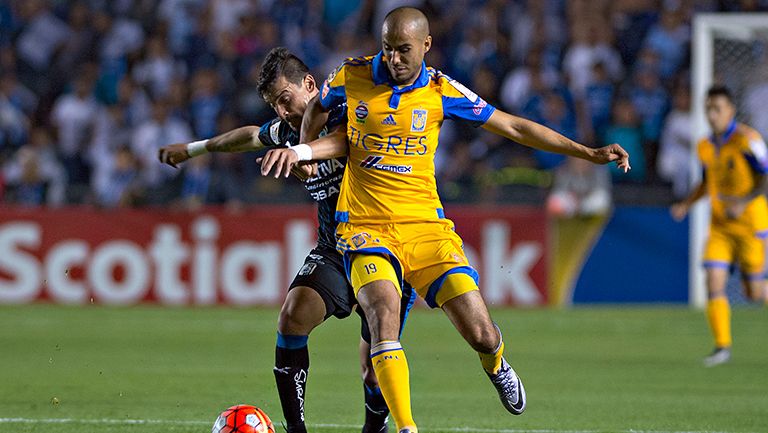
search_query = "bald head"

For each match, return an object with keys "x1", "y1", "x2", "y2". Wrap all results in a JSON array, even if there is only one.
[
  {"x1": 383, "y1": 7, "x2": 430, "y2": 39},
  {"x1": 380, "y1": 7, "x2": 432, "y2": 86}
]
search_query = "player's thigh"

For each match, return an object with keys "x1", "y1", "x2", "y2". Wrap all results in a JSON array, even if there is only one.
[
  {"x1": 703, "y1": 227, "x2": 734, "y2": 271},
  {"x1": 282, "y1": 248, "x2": 356, "y2": 329},
  {"x1": 402, "y1": 221, "x2": 479, "y2": 308}
]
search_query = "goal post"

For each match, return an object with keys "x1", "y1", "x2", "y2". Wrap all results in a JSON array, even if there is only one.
[{"x1": 690, "y1": 13, "x2": 768, "y2": 308}]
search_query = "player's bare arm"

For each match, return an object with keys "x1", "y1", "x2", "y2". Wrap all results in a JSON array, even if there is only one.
[
  {"x1": 261, "y1": 127, "x2": 349, "y2": 178},
  {"x1": 299, "y1": 94, "x2": 330, "y2": 143},
  {"x1": 671, "y1": 180, "x2": 707, "y2": 221},
  {"x1": 482, "y1": 110, "x2": 631, "y2": 172},
  {"x1": 157, "y1": 126, "x2": 264, "y2": 168}
]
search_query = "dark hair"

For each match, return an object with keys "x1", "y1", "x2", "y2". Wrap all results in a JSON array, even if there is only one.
[
  {"x1": 707, "y1": 85, "x2": 734, "y2": 103},
  {"x1": 257, "y1": 47, "x2": 310, "y2": 101}
]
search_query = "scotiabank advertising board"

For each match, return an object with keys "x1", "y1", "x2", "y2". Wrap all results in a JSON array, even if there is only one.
[{"x1": 0, "y1": 206, "x2": 547, "y2": 306}]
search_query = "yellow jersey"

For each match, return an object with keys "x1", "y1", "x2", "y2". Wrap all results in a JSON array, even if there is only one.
[
  {"x1": 697, "y1": 121, "x2": 768, "y2": 231},
  {"x1": 319, "y1": 52, "x2": 495, "y2": 224}
]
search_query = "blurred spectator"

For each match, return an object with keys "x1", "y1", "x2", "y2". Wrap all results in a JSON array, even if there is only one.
[
  {"x1": 546, "y1": 157, "x2": 612, "y2": 218},
  {"x1": 2, "y1": 127, "x2": 66, "y2": 206},
  {"x1": 132, "y1": 35, "x2": 186, "y2": 98},
  {"x1": 94, "y1": 145, "x2": 144, "y2": 208},
  {"x1": 499, "y1": 49, "x2": 560, "y2": 114},
  {"x1": 584, "y1": 62, "x2": 615, "y2": 138},
  {"x1": 14, "y1": 0, "x2": 71, "y2": 93},
  {"x1": 628, "y1": 67, "x2": 669, "y2": 143},
  {"x1": 642, "y1": 6, "x2": 690, "y2": 79},
  {"x1": 50, "y1": 71, "x2": 100, "y2": 194},
  {"x1": 603, "y1": 98, "x2": 646, "y2": 182},
  {"x1": 0, "y1": 76, "x2": 30, "y2": 152},
  {"x1": 189, "y1": 69, "x2": 224, "y2": 139},
  {"x1": 179, "y1": 154, "x2": 212, "y2": 209},
  {"x1": 657, "y1": 84, "x2": 692, "y2": 199},
  {"x1": 534, "y1": 92, "x2": 578, "y2": 170},
  {"x1": 131, "y1": 98, "x2": 193, "y2": 197}
]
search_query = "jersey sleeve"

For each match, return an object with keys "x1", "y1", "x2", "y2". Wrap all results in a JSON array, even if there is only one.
[
  {"x1": 439, "y1": 76, "x2": 496, "y2": 127},
  {"x1": 257, "y1": 117, "x2": 294, "y2": 148},
  {"x1": 744, "y1": 136, "x2": 768, "y2": 174},
  {"x1": 325, "y1": 102, "x2": 348, "y2": 131},
  {"x1": 319, "y1": 62, "x2": 348, "y2": 111}
]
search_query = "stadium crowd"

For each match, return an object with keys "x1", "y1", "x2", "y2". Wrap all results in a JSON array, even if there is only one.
[{"x1": 1, "y1": 0, "x2": 767, "y2": 208}]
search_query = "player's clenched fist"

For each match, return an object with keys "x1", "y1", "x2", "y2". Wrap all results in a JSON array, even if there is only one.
[{"x1": 158, "y1": 143, "x2": 191, "y2": 168}]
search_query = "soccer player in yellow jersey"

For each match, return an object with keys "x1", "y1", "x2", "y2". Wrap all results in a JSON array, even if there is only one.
[
  {"x1": 262, "y1": 8, "x2": 630, "y2": 433},
  {"x1": 671, "y1": 85, "x2": 768, "y2": 367}
]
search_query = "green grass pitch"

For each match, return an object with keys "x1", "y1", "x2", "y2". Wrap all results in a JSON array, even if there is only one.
[{"x1": 1, "y1": 304, "x2": 766, "y2": 433}]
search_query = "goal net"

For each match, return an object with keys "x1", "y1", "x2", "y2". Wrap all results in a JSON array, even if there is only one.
[{"x1": 691, "y1": 13, "x2": 768, "y2": 307}]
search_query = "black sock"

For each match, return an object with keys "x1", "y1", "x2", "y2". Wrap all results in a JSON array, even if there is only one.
[
  {"x1": 362, "y1": 384, "x2": 390, "y2": 433},
  {"x1": 274, "y1": 333, "x2": 309, "y2": 433}
]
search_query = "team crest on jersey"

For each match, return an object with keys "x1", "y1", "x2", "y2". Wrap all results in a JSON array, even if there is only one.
[
  {"x1": 411, "y1": 109, "x2": 427, "y2": 132},
  {"x1": 355, "y1": 101, "x2": 369, "y2": 124},
  {"x1": 351, "y1": 232, "x2": 371, "y2": 248}
]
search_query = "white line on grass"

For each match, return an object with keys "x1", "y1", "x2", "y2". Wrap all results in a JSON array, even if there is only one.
[{"x1": 0, "y1": 418, "x2": 739, "y2": 433}]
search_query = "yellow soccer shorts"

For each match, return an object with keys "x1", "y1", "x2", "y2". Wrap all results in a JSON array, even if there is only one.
[
  {"x1": 336, "y1": 220, "x2": 479, "y2": 308},
  {"x1": 703, "y1": 223, "x2": 766, "y2": 278}
]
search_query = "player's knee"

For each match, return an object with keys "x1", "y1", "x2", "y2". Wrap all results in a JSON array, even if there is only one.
[
  {"x1": 277, "y1": 288, "x2": 325, "y2": 334},
  {"x1": 463, "y1": 322, "x2": 499, "y2": 353}
]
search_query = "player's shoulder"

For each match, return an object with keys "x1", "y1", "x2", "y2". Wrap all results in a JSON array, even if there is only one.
[
  {"x1": 258, "y1": 117, "x2": 292, "y2": 147},
  {"x1": 336, "y1": 55, "x2": 375, "y2": 74},
  {"x1": 735, "y1": 123, "x2": 765, "y2": 143},
  {"x1": 327, "y1": 55, "x2": 375, "y2": 85},
  {"x1": 429, "y1": 68, "x2": 481, "y2": 102}
]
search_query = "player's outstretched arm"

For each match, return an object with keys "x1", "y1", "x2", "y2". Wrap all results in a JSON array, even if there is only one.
[
  {"x1": 671, "y1": 181, "x2": 707, "y2": 221},
  {"x1": 260, "y1": 128, "x2": 349, "y2": 178},
  {"x1": 299, "y1": 94, "x2": 330, "y2": 143},
  {"x1": 157, "y1": 126, "x2": 264, "y2": 168},
  {"x1": 482, "y1": 110, "x2": 631, "y2": 172}
]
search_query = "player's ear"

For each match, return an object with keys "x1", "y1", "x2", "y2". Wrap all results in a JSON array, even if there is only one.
[
  {"x1": 424, "y1": 35, "x2": 432, "y2": 54},
  {"x1": 303, "y1": 74, "x2": 316, "y2": 92}
]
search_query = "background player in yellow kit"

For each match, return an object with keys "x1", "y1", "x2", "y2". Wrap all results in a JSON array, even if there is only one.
[
  {"x1": 671, "y1": 85, "x2": 768, "y2": 367},
  {"x1": 261, "y1": 8, "x2": 630, "y2": 433}
]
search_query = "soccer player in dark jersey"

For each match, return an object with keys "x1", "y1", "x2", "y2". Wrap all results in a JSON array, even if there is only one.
[{"x1": 158, "y1": 47, "x2": 414, "y2": 433}]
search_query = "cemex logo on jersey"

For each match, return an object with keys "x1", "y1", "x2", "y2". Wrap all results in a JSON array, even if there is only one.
[{"x1": 359, "y1": 156, "x2": 412, "y2": 173}]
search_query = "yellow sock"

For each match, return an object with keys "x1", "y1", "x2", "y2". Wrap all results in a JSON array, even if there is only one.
[
  {"x1": 479, "y1": 337, "x2": 505, "y2": 375},
  {"x1": 706, "y1": 297, "x2": 732, "y2": 348},
  {"x1": 370, "y1": 341, "x2": 416, "y2": 431}
]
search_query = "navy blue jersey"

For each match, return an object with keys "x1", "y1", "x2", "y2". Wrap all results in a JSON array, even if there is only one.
[{"x1": 258, "y1": 104, "x2": 347, "y2": 249}]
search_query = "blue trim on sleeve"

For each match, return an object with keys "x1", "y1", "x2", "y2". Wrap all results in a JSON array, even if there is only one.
[
  {"x1": 276, "y1": 332, "x2": 308, "y2": 349},
  {"x1": 743, "y1": 151, "x2": 768, "y2": 174},
  {"x1": 335, "y1": 211, "x2": 349, "y2": 222},
  {"x1": 424, "y1": 266, "x2": 479, "y2": 308},
  {"x1": 757, "y1": 230, "x2": 768, "y2": 239},
  {"x1": 442, "y1": 95, "x2": 496, "y2": 127},
  {"x1": 436, "y1": 208, "x2": 445, "y2": 219},
  {"x1": 702, "y1": 261, "x2": 731, "y2": 269}
]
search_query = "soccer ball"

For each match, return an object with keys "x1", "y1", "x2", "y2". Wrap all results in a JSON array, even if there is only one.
[{"x1": 212, "y1": 404, "x2": 275, "y2": 433}]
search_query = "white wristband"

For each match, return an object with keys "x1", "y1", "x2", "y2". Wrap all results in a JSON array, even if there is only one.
[
  {"x1": 291, "y1": 143, "x2": 313, "y2": 161},
  {"x1": 187, "y1": 139, "x2": 209, "y2": 157}
]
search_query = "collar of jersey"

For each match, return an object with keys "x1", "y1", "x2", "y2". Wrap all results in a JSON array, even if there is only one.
[
  {"x1": 372, "y1": 51, "x2": 429, "y2": 92},
  {"x1": 710, "y1": 119, "x2": 737, "y2": 146}
]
